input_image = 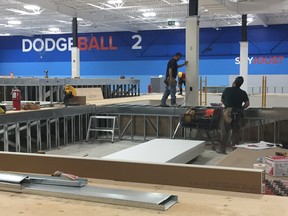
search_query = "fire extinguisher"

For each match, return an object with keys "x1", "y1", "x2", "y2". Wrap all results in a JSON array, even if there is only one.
[
  {"x1": 148, "y1": 84, "x2": 152, "y2": 93},
  {"x1": 11, "y1": 87, "x2": 21, "y2": 111}
]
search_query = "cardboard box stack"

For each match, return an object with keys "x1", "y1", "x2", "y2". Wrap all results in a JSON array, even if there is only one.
[{"x1": 265, "y1": 156, "x2": 288, "y2": 176}]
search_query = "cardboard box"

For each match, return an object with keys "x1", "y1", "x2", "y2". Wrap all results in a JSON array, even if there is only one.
[{"x1": 265, "y1": 156, "x2": 288, "y2": 176}]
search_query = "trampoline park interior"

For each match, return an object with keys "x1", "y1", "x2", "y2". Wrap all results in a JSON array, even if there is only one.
[{"x1": 1, "y1": 0, "x2": 288, "y2": 215}]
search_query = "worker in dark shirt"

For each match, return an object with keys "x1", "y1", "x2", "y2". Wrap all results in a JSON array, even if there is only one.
[
  {"x1": 160, "y1": 52, "x2": 188, "y2": 107},
  {"x1": 216, "y1": 76, "x2": 250, "y2": 154}
]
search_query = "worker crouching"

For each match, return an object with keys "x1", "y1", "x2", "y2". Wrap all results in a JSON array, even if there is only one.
[{"x1": 64, "y1": 85, "x2": 77, "y2": 107}]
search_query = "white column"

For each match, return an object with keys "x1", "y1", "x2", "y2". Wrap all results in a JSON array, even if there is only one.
[
  {"x1": 239, "y1": 41, "x2": 248, "y2": 91},
  {"x1": 185, "y1": 16, "x2": 199, "y2": 106},
  {"x1": 71, "y1": 47, "x2": 80, "y2": 78}
]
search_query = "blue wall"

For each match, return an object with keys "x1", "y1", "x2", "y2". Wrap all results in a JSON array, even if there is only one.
[{"x1": 1, "y1": 25, "x2": 288, "y2": 93}]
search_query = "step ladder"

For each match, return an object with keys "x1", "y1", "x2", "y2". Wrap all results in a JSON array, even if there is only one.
[{"x1": 86, "y1": 115, "x2": 120, "y2": 143}]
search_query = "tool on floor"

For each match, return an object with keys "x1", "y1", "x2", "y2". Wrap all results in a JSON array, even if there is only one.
[
  {"x1": 275, "y1": 152, "x2": 288, "y2": 157},
  {"x1": 51, "y1": 170, "x2": 79, "y2": 180},
  {"x1": 0, "y1": 104, "x2": 6, "y2": 114}
]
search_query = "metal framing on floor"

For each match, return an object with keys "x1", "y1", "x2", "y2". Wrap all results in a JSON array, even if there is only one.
[
  {"x1": 0, "y1": 105, "x2": 96, "y2": 152},
  {"x1": 95, "y1": 105, "x2": 288, "y2": 144},
  {"x1": 0, "y1": 104, "x2": 288, "y2": 153}
]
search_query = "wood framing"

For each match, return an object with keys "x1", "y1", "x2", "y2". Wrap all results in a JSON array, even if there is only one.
[{"x1": 0, "y1": 152, "x2": 263, "y2": 194}]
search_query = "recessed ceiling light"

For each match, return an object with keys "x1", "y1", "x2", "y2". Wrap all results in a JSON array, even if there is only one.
[
  {"x1": 23, "y1": 5, "x2": 40, "y2": 11},
  {"x1": 7, "y1": 20, "x2": 21, "y2": 25}
]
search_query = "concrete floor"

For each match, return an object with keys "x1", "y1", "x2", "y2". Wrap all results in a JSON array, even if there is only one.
[
  {"x1": 46, "y1": 92, "x2": 249, "y2": 166},
  {"x1": 48, "y1": 91, "x2": 287, "y2": 166}
]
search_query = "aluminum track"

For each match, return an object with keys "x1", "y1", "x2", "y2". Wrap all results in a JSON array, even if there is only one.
[{"x1": 0, "y1": 172, "x2": 177, "y2": 211}]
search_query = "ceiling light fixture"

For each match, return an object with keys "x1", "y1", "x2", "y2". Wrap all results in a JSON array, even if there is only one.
[
  {"x1": 23, "y1": 5, "x2": 40, "y2": 11},
  {"x1": 107, "y1": 0, "x2": 123, "y2": 4},
  {"x1": 142, "y1": 12, "x2": 156, "y2": 17},
  {"x1": 48, "y1": 27, "x2": 61, "y2": 33},
  {"x1": 247, "y1": 17, "x2": 254, "y2": 23},
  {"x1": 7, "y1": 20, "x2": 22, "y2": 25},
  {"x1": 6, "y1": 4, "x2": 43, "y2": 15}
]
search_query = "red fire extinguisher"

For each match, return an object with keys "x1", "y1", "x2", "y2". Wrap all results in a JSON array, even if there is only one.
[
  {"x1": 148, "y1": 84, "x2": 152, "y2": 93},
  {"x1": 11, "y1": 87, "x2": 21, "y2": 111}
]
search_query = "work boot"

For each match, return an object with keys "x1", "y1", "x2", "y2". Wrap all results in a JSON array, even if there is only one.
[
  {"x1": 170, "y1": 103, "x2": 180, "y2": 107},
  {"x1": 160, "y1": 103, "x2": 169, "y2": 107}
]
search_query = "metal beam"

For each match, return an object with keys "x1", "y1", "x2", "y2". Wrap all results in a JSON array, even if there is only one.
[{"x1": 255, "y1": 14, "x2": 268, "y2": 27}]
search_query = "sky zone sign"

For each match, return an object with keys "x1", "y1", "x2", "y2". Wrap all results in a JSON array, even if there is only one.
[{"x1": 235, "y1": 56, "x2": 284, "y2": 65}]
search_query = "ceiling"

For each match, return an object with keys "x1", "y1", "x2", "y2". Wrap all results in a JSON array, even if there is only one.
[{"x1": 1, "y1": 0, "x2": 288, "y2": 36}]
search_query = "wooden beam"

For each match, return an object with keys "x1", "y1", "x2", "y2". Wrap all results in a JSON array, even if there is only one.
[{"x1": 0, "y1": 152, "x2": 263, "y2": 194}]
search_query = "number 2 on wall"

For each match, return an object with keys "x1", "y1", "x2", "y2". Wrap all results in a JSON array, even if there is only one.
[{"x1": 132, "y1": 35, "x2": 142, "y2": 50}]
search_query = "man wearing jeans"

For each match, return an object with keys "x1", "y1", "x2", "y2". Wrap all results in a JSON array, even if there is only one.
[
  {"x1": 160, "y1": 52, "x2": 188, "y2": 107},
  {"x1": 216, "y1": 76, "x2": 250, "y2": 154}
]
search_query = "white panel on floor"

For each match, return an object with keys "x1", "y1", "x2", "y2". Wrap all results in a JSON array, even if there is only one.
[{"x1": 103, "y1": 139, "x2": 205, "y2": 164}]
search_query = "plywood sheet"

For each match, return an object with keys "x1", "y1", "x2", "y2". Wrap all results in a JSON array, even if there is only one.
[
  {"x1": 216, "y1": 147, "x2": 288, "y2": 181},
  {"x1": 76, "y1": 88, "x2": 103, "y2": 101},
  {"x1": 0, "y1": 179, "x2": 287, "y2": 216},
  {"x1": 216, "y1": 147, "x2": 288, "y2": 169}
]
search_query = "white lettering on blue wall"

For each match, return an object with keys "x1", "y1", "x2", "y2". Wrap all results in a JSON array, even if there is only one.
[
  {"x1": 22, "y1": 37, "x2": 73, "y2": 52},
  {"x1": 235, "y1": 56, "x2": 284, "y2": 65}
]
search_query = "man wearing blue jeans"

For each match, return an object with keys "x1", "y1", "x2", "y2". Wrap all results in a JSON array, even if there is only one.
[
  {"x1": 160, "y1": 52, "x2": 188, "y2": 107},
  {"x1": 216, "y1": 76, "x2": 250, "y2": 154}
]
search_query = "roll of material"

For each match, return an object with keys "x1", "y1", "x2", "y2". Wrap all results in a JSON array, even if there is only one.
[{"x1": 253, "y1": 163, "x2": 266, "y2": 171}]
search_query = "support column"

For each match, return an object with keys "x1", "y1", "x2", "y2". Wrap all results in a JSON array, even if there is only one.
[
  {"x1": 71, "y1": 17, "x2": 80, "y2": 78},
  {"x1": 240, "y1": 15, "x2": 248, "y2": 92},
  {"x1": 185, "y1": 0, "x2": 199, "y2": 106}
]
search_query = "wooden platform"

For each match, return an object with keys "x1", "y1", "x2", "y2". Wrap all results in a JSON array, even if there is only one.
[
  {"x1": 216, "y1": 147, "x2": 288, "y2": 181},
  {"x1": 0, "y1": 179, "x2": 287, "y2": 216}
]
